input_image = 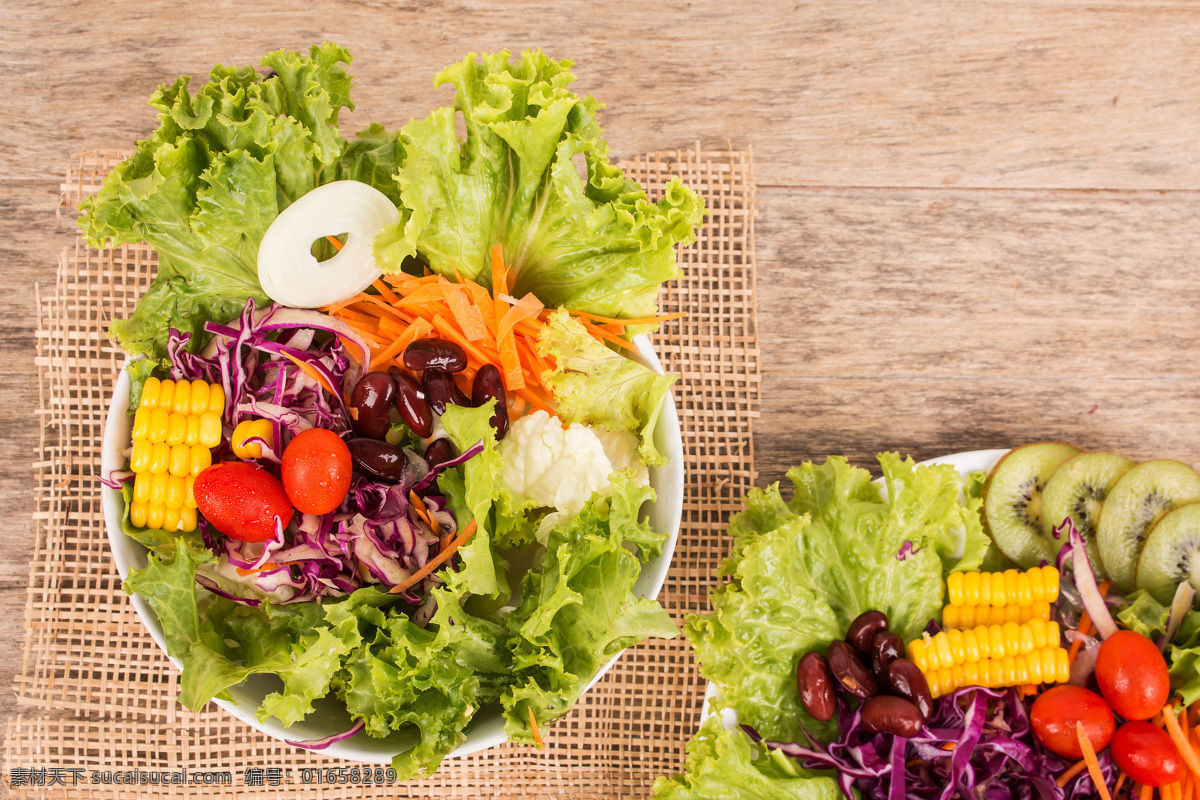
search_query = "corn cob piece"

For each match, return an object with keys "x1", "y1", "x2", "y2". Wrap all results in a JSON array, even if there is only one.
[
  {"x1": 231, "y1": 419, "x2": 274, "y2": 459},
  {"x1": 942, "y1": 600, "x2": 1053, "y2": 629},
  {"x1": 946, "y1": 566, "x2": 1060, "y2": 608},
  {"x1": 128, "y1": 377, "x2": 223, "y2": 533},
  {"x1": 908, "y1": 617, "x2": 1069, "y2": 698},
  {"x1": 922, "y1": 646, "x2": 1071, "y2": 698}
]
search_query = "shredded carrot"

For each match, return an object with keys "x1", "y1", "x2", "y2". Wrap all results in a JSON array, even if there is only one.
[
  {"x1": 940, "y1": 742, "x2": 956, "y2": 751},
  {"x1": 1057, "y1": 759, "x2": 1087, "y2": 788},
  {"x1": 279, "y1": 351, "x2": 339, "y2": 397},
  {"x1": 236, "y1": 562, "x2": 279, "y2": 576},
  {"x1": 1164, "y1": 704, "x2": 1200, "y2": 780},
  {"x1": 325, "y1": 234, "x2": 345, "y2": 252},
  {"x1": 1076, "y1": 721, "x2": 1113, "y2": 800},
  {"x1": 370, "y1": 317, "x2": 433, "y2": 370},
  {"x1": 409, "y1": 490, "x2": 435, "y2": 530},
  {"x1": 1140, "y1": 785, "x2": 1152, "y2": 800},
  {"x1": 387, "y1": 520, "x2": 478, "y2": 595},
  {"x1": 529, "y1": 707, "x2": 544, "y2": 750},
  {"x1": 1114, "y1": 773, "x2": 1127, "y2": 796}
]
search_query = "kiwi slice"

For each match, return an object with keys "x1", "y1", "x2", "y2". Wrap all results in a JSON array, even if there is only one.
[
  {"x1": 1136, "y1": 502, "x2": 1200, "y2": 604},
  {"x1": 983, "y1": 442, "x2": 1081, "y2": 568},
  {"x1": 1095, "y1": 459, "x2": 1200, "y2": 593},
  {"x1": 1040, "y1": 451, "x2": 1135, "y2": 580}
]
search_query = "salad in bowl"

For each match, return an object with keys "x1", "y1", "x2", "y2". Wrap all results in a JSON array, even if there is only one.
[{"x1": 89, "y1": 43, "x2": 703, "y2": 778}]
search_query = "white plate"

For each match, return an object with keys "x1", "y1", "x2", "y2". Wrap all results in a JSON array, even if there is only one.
[
  {"x1": 101, "y1": 334, "x2": 684, "y2": 764},
  {"x1": 699, "y1": 448, "x2": 1009, "y2": 726}
]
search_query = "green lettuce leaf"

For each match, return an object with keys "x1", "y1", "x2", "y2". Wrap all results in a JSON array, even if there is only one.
[
  {"x1": 687, "y1": 454, "x2": 979, "y2": 744},
  {"x1": 1116, "y1": 590, "x2": 1200, "y2": 704},
  {"x1": 79, "y1": 42, "x2": 404, "y2": 364},
  {"x1": 536, "y1": 309, "x2": 676, "y2": 465},
  {"x1": 501, "y1": 471, "x2": 676, "y2": 741},
  {"x1": 652, "y1": 715, "x2": 840, "y2": 800},
  {"x1": 374, "y1": 49, "x2": 704, "y2": 324}
]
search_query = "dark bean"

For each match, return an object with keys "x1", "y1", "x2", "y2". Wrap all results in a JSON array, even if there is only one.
[
  {"x1": 388, "y1": 368, "x2": 433, "y2": 438},
  {"x1": 886, "y1": 659, "x2": 934, "y2": 722},
  {"x1": 472, "y1": 364, "x2": 509, "y2": 439},
  {"x1": 403, "y1": 338, "x2": 467, "y2": 373},
  {"x1": 796, "y1": 652, "x2": 836, "y2": 722},
  {"x1": 423, "y1": 370, "x2": 471, "y2": 415},
  {"x1": 826, "y1": 640, "x2": 878, "y2": 700},
  {"x1": 424, "y1": 438, "x2": 457, "y2": 470},
  {"x1": 846, "y1": 610, "x2": 890, "y2": 662},
  {"x1": 861, "y1": 695, "x2": 924, "y2": 737},
  {"x1": 347, "y1": 438, "x2": 407, "y2": 482},
  {"x1": 871, "y1": 631, "x2": 906, "y2": 678},
  {"x1": 349, "y1": 371, "x2": 396, "y2": 439}
]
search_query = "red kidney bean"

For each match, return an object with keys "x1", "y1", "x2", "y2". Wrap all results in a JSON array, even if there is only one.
[
  {"x1": 826, "y1": 640, "x2": 878, "y2": 700},
  {"x1": 886, "y1": 659, "x2": 934, "y2": 722},
  {"x1": 423, "y1": 369, "x2": 471, "y2": 415},
  {"x1": 472, "y1": 364, "x2": 509, "y2": 439},
  {"x1": 871, "y1": 631, "x2": 906, "y2": 678},
  {"x1": 349, "y1": 371, "x2": 396, "y2": 439},
  {"x1": 796, "y1": 652, "x2": 836, "y2": 722},
  {"x1": 423, "y1": 438, "x2": 457, "y2": 470},
  {"x1": 861, "y1": 695, "x2": 924, "y2": 737},
  {"x1": 347, "y1": 438, "x2": 407, "y2": 482},
  {"x1": 846, "y1": 610, "x2": 890, "y2": 662},
  {"x1": 388, "y1": 368, "x2": 433, "y2": 438},
  {"x1": 403, "y1": 338, "x2": 467, "y2": 373}
]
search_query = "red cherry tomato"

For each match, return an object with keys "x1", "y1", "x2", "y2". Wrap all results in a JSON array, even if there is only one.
[
  {"x1": 281, "y1": 428, "x2": 352, "y2": 515},
  {"x1": 1095, "y1": 630, "x2": 1170, "y2": 721},
  {"x1": 1030, "y1": 685, "x2": 1115, "y2": 759},
  {"x1": 194, "y1": 461, "x2": 294, "y2": 543},
  {"x1": 1110, "y1": 721, "x2": 1184, "y2": 786}
]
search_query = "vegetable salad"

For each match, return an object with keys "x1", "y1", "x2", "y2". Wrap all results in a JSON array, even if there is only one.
[{"x1": 91, "y1": 44, "x2": 703, "y2": 778}]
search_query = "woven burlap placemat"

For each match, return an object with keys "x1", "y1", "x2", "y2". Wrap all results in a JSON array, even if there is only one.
[{"x1": 3, "y1": 145, "x2": 758, "y2": 799}]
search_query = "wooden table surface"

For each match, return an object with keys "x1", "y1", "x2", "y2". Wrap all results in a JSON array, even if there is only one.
[{"x1": 4, "y1": 0, "x2": 1200, "y2": 774}]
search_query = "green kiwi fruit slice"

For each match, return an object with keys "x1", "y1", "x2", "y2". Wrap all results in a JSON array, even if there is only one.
[
  {"x1": 1096, "y1": 459, "x2": 1200, "y2": 593},
  {"x1": 1040, "y1": 451, "x2": 1135, "y2": 580},
  {"x1": 983, "y1": 442, "x2": 1081, "y2": 568},
  {"x1": 1136, "y1": 502, "x2": 1200, "y2": 604}
]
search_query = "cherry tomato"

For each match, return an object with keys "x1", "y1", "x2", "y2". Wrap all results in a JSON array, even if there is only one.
[
  {"x1": 1110, "y1": 721, "x2": 1184, "y2": 786},
  {"x1": 281, "y1": 428, "x2": 352, "y2": 515},
  {"x1": 1030, "y1": 685, "x2": 1115, "y2": 759},
  {"x1": 1095, "y1": 630, "x2": 1170, "y2": 721},
  {"x1": 194, "y1": 461, "x2": 294, "y2": 543}
]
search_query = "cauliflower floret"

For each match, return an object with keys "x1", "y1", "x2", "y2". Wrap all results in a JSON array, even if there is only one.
[
  {"x1": 500, "y1": 410, "x2": 613, "y2": 518},
  {"x1": 593, "y1": 428, "x2": 650, "y2": 488}
]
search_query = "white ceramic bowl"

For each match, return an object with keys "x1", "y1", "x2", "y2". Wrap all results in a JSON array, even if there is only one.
[
  {"x1": 699, "y1": 449, "x2": 1009, "y2": 726},
  {"x1": 100, "y1": 334, "x2": 683, "y2": 764}
]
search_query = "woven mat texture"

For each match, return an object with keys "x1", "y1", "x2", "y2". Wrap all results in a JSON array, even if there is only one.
[{"x1": 4, "y1": 145, "x2": 758, "y2": 799}]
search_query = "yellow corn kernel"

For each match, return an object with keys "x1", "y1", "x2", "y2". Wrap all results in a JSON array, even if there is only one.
[
  {"x1": 933, "y1": 632, "x2": 953, "y2": 671},
  {"x1": 1035, "y1": 649, "x2": 1057, "y2": 683},
  {"x1": 133, "y1": 471, "x2": 151, "y2": 504},
  {"x1": 992, "y1": 572, "x2": 1008, "y2": 606},
  {"x1": 190, "y1": 445, "x2": 211, "y2": 475},
  {"x1": 179, "y1": 506, "x2": 198, "y2": 533},
  {"x1": 1054, "y1": 648, "x2": 1070, "y2": 683},
  {"x1": 129, "y1": 440, "x2": 152, "y2": 473},
  {"x1": 986, "y1": 624, "x2": 1004, "y2": 659},
  {"x1": 1012, "y1": 654, "x2": 1030, "y2": 685},
  {"x1": 148, "y1": 407, "x2": 170, "y2": 443},
  {"x1": 1002, "y1": 622, "x2": 1021, "y2": 656},
  {"x1": 942, "y1": 604, "x2": 961, "y2": 629},
  {"x1": 149, "y1": 442, "x2": 171, "y2": 474},
  {"x1": 207, "y1": 384, "x2": 226, "y2": 415},
  {"x1": 132, "y1": 406, "x2": 151, "y2": 441},
  {"x1": 171, "y1": 380, "x2": 191, "y2": 415},
  {"x1": 1001, "y1": 570, "x2": 1019, "y2": 606},
  {"x1": 947, "y1": 572, "x2": 965, "y2": 605},
  {"x1": 1005, "y1": 604, "x2": 1024, "y2": 624},
  {"x1": 189, "y1": 381, "x2": 210, "y2": 416},
  {"x1": 1015, "y1": 571, "x2": 1033, "y2": 607},
  {"x1": 950, "y1": 664, "x2": 966, "y2": 692},
  {"x1": 185, "y1": 414, "x2": 200, "y2": 446},
  {"x1": 140, "y1": 377, "x2": 161, "y2": 409},
  {"x1": 166, "y1": 475, "x2": 185, "y2": 509},
  {"x1": 198, "y1": 412, "x2": 222, "y2": 448},
  {"x1": 1027, "y1": 650, "x2": 1044, "y2": 684},
  {"x1": 960, "y1": 660, "x2": 980, "y2": 688},
  {"x1": 1042, "y1": 566, "x2": 1060, "y2": 602},
  {"x1": 130, "y1": 501, "x2": 148, "y2": 528},
  {"x1": 161, "y1": 506, "x2": 181, "y2": 533},
  {"x1": 908, "y1": 638, "x2": 930, "y2": 672},
  {"x1": 185, "y1": 475, "x2": 197, "y2": 509},
  {"x1": 999, "y1": 655, "x2": 1015, "y2": 685},
  {"x1": 166, "y1": 413, "x2": 188, "y2": 446},
  {"x1": 936, "y1": 667, "x2": 956, "y2": 697},
  {"x1": 1028, "y1": 566, "x2": 1046, "y2": 603},
  {"x1": 945, "y1": 628, "x2": 965, "y2": 665},
  {"x1": 150, "y1": 473, "x2": 169, "y2": 506},
  {"x1": 1030, "y1": 600, "x2": 1052, "y2": 623},
  {"x1": 231, "y1": 419, "x2": 274, "y2": 459},
  {"x1": 964, "y1": 571, "x2": 982, "y2": 605},
  {"x1": 169, "y1": 444, "x2": 190, "y2": 477},
  {"x1": 146, "y1": 504, "x2": 165, "y2": 530},
  {"x1": 959, "y1": 605, "x2": 978, "y2": 628},
  {"x1": 961, "y1": 627, "x2": 982, "y2": 662},
  {"x1": 1045, "y1": 620, "x2": 1061, "y2": 648},
  {"x1": 157, "y1": 380, "x2": 175, "y2": 411}
]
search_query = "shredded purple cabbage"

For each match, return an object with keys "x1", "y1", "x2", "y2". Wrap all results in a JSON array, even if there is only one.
[
  {"x1": 284, "y1": 718, "x2": 366, "y2": 750},
  {"x1": 745, "y1": 686, "x2": 1116, "y2": 799}
]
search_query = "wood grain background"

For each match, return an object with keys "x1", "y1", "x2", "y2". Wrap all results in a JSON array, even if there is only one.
[{"x1": 4, "y1": 0, "x2": 1200, "y2": 777}]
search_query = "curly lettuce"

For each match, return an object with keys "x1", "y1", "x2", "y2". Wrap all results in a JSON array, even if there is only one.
[
  {"x1": 375, "y1": 49, "x2": 705, "y2": 324},
  {"x1": 79, "y1": 42, "x2": 404, "y2": 363}
]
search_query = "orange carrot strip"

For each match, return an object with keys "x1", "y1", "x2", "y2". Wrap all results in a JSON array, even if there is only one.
[
  {"x1": 498, "y1": 292, "x2": 545, "y2": 343},
  {"x1": 1076, "y1": 721, "x2": 1113, "y2": 800},
  {"x1": 515, "y1": 386, "x2": 554, "y2": 415},
  {"x1": 1139, "y1": 785, "x2": 1152, "y2": 800},
  {"x1": 1114, "y1": 774, "x2": 1127, "y2": 796},
  {"x1": 430, "y1": 313, "x2": 499, "y2": 363},
  {"x1": 388, "y1": 520, "x2": 478, "y2": 595},
  {"x1": 445, "y1": 286, "x2": 490, "y2": 342},
  {"x1": 236, "y1": 562, "x2": 279, "y2": 576},
  {"x1": 491, "y1": 245, "x2": 510, "y2": 295},
  {"x1": 1165, "y1": 705, "x2": 1200, "y2": 781},
  {"x1": 279, "y1": 351, "x2": 338, "y2": 397},
  {"x1": 529, "y1": 708, "x2": 544, "y2": 751},
  {"x1": 408, "y1": 490, "x2": 442, "y2": 536},
  {"x1": 1057, "y1": 760, "x2": 1088, "y2": 788},
  {"x1": 371, "y1": 277, "x2": 398, "y2": 304},
  {"x1": 461, "y1": 280, "x2": 499, "y2": 340},
  {"x1": 370, "y1": 318, "x2": 433, "y2": 371},
  {"x1": 325, "y1": 235, "x2": 345, "y2": 251}
]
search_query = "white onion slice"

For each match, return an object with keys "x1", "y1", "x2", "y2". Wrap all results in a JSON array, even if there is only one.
[{"x1": 257, "y1": 180, "x2": 400, "y2": 308}]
